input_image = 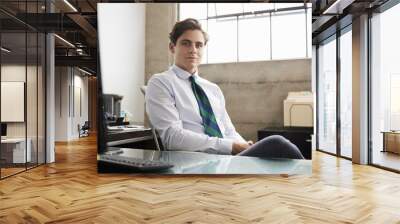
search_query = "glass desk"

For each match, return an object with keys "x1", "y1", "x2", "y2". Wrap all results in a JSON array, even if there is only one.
[{"x1": 98, "y1": 147, "x2": 312, "y2": 175}]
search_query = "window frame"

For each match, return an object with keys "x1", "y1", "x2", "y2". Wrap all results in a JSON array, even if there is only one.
[
  {"x1": 315, "y1": 24, "x2": 353, "y2": 161},
  {"x1": 178, "y1": 3, "x2": 312, "y2": 64}
]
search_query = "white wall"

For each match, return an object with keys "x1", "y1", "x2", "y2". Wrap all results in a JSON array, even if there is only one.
[
  {"x1": 72, "y1": 74, "x2": 89, "y2": 138},
  {"x1": 55, "y1": 67, "x2": 69, "y2": 141},
  {"x1": 98, "y1": 3, "x2": 146, "y2": 123},
  {"x1": 55, "y1": 67, "x2": 89, "y2": 141}
]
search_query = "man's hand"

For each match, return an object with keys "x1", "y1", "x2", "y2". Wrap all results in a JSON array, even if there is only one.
[{"x1": 232, "y1": 142, "x2": 251, "y2": 155}]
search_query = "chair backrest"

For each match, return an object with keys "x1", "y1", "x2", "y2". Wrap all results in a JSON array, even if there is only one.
[
  {"x1": 82, "y1": 121, "x2": 90, "y2": 129},
  {"x1": 141, "y1": 85, "x2": 163, "y2": 151},
  {"x1": 140, "y1": 86, "x2": 147, "y2": 95}
]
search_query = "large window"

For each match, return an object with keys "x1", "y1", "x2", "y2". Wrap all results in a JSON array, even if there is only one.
[
  {"x1": 339, "y1": 27, "x2": 352, "y2": 158},
  {"x1": 179, "y1": 3, "x2": 311, "y2": 64},
  {"x1": 238, "y1": 16, "x2": 269, "y2": 62},
  {"x1": 316, "y1": 21, "x2": 353, "y2": 159},
  {"x1": 271, "y1": 10, "x2": 308, "y2": 60},
  {"x1": 317, "y1": 35, "x2": 337, "y2": 155},
  {"x1": 370, "y1": 2, "x2": 400, "y2": 171}
]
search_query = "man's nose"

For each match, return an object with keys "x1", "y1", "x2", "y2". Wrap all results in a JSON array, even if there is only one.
[{"x1": 188, "y1": 43, "x2": 197, "y2": 53}]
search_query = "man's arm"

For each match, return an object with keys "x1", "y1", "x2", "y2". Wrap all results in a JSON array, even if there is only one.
[
  {"x1": 145, "y1": 76, "x2": 233, "y2": 155},
  {"x1": 215, "y1": 87, "x2": 252, "y2": 155},
  {"x1": 217, "y1": 87, "x2": 247, "y2": 143}
]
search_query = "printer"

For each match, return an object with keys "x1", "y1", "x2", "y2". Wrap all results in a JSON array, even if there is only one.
[{"x1": 283, "y1": 91, "x2": 314, "y2": 127}]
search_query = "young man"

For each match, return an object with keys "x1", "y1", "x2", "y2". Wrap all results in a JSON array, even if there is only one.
[{"x1": 145, "y1": 18, "x2": 304, "y2": 159}]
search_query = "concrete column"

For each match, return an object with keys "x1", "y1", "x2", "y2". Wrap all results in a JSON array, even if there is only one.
[
  {"x1": 144, "y1": 4, "x2": 177, "y2": 126},
  {"x1": 45, "y1": 1, "x2": 55, "y2": 163},
  {"x1": 46, "y1": 33, "x2": 55, "y2": 163},
  {"x1": 352, "y1": 14, "x2": 369, "y2": 164},
  {"x1": 144, "y1": 3, "x2": 177, "y2": 82}
]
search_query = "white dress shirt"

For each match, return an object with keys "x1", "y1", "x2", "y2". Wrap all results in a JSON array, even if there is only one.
[{"x1": 145, "y1": 65, "x2": 246, "y2": 155}]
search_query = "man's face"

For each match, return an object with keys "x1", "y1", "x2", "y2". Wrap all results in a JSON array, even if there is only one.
[{"x1": 170, "y1": 29, "x2": 205, "y2": 74}]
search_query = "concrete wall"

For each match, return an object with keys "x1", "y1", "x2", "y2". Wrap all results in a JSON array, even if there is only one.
[
  {"x1": 143, "y1": 4, "x2": 176, "y2": 125},
  {"x1": 200, "y1": 60, "x2": 311, "y2": 141},
  {"x1": 144, "y1": 4, "x2": 311, "y2": 141}
]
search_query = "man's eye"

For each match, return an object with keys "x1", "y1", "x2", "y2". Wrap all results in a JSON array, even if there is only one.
[
  {"x1": 196, "y1": 43, "x2": 203, "y2": 48},
  {"x1": 182, "y1": 42, "x2": 190, "y2": 46}
]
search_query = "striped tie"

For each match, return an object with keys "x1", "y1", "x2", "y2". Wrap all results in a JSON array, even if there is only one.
[{"x1": 189, "y1": 76, "x2": 223, "y2": 138}]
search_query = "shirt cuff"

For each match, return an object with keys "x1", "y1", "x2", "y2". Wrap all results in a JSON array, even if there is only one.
[{"x1": 218, "y1": 138, "x2": 233, "y2": 155}]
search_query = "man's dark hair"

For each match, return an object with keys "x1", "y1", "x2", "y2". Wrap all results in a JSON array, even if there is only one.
[{"x1": 169, "y1": 18, "x2": 208, "y2": 46}]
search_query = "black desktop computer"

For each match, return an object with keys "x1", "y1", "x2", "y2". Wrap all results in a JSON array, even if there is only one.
[{"x1": 1, "y1": 123, "x2": 7, "y2": 139}]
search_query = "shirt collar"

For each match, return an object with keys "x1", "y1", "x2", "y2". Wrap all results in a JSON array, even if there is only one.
[{"x1": 171, "y1": 64, "x2": 199, "y2": 80}]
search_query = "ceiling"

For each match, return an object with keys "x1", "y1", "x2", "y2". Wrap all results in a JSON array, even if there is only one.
[
  {"x1": 0, "y1": 0, "x2": 161, "y2": 74},
  {"x1": 2, "y1": 0, "x2": 393, "y2": 74},
  {"x1": 0, "y1": 0, "x2": 100, "y2": 74},
  {"x1": 311, "y1": 0, "x2": 390, "y2": 44}
]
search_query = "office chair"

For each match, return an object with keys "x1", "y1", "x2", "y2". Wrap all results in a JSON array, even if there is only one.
[
  {"x1": 140, "y1": 85, "x2": 163, "y2": 151},
  {"x1": 78, "y1": 121, "x2": 90, "y2": 138}
]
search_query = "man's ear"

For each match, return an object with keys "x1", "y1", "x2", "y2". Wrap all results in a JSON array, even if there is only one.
[{"x1": 169, "y1": 43, "x2": 175, "y2": 54}]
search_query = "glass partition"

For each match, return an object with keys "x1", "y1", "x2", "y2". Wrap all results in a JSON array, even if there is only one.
[
  {"x1": 1, "y1": 30, "x2": 28, "y2": 177},
  {"x1": 0, "y1": 1, "x2": 46, "y2": 179}
]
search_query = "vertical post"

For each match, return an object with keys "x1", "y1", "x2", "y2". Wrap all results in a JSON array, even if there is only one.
[
  {"x1": 25, "y1": 1, "x2": 28, "y2": 170},
  {"x1": 46, "y1": 0, "x2": 55, "y2": 163},
  {"x1": 352, "y1": 14, "x2": 369, "y2": 164},
  {"x1": 315, "y1": 45, "x2": 319, "y2": 151},
  {"x1": 336, "y1": 29, "x2": 341, "y2": 157},
  {"x1": 269, "y1": 12, "x2": 272, "y2": 60}
]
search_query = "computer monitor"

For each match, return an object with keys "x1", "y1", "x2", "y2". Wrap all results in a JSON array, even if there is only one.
[{"x1": 1, "y1": 123, "x2": 7, "y2": 137}]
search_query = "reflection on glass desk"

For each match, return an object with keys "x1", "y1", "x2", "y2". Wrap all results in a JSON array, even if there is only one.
[
  {"x1": 98, "y1": 147, "x2": 312, "y2": 175},
  {"x1": 107, "y1": 125, "x2": 149, "y2": 132},
  {"x1": 106, "y1": 127, "x2": 153, "y2": 147}
]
